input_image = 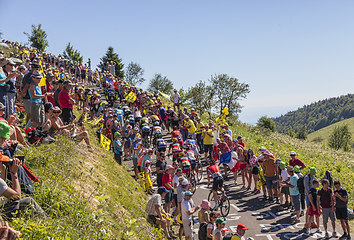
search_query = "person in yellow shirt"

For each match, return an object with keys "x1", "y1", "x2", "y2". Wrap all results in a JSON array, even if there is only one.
[
  {"x1": 195, "y1": 117, "x2": 205, "y2": 153},
  {"x1": 202, "y1": 125, "x2": 214, "y2": 161},
  {"x1": 183, "y1": 116, "x2": 196, "y2": 139},
  {"x1": 231, "y1": 224, "x2": 248, "y2": 240}
]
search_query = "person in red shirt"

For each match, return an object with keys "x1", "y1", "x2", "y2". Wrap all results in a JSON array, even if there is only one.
[
  {"x1": 161, "y1": 165, "x2": 175, "y2": 215},
  {"x1": 236, "y1": 136, "x2": 245, "y2": 149},
  {"x1": 58, "y1": 80, "x2": 75, "y2": 125},
  {"x1": 289, "y1": 151, "x2": 306, "y2": 170},
  {"x1": 206, "y1": 161, "x2": 223, "y2": 209}
]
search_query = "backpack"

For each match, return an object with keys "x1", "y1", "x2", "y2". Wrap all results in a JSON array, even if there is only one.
[
  {"x1": 198, "y1": 222, "x2": 208, "y2": 240},
  {"x1": 321, "y1": 171, "x2": 334, "y2": 189},
  {"x1": 297, "y1": 174, "x2": 305, "y2": 194},
  {"x1": 222, "y1": 233, "x2": 236, "y2": 240}
]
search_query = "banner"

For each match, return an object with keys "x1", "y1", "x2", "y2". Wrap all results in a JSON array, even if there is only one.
[
  {"x1": 125, "y1": 91, "x2": 137, "y2": 103},
  {"x1": 158, "y1": 90, "x2": 171, "y2": 100},
  {"x1": 137, "y1": 171, "x2": 153, "y2": 190},
  {"x1": 38, "y1": 60, "x2": 46, "y2": 87},
  {"x1": 100, "y1": 133, "x2": 111, "y2": 151},
  {"x1": 87, "y1": 115, "x2": 103, "y2": 125}
]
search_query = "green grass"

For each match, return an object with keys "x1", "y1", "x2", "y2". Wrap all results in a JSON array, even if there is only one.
[
  {"x1": 7, "y1": 125, "x2": 163, "y2": 239},
  {"x1": 308, "y1": 117, "x2": 354, "y2": 144}
]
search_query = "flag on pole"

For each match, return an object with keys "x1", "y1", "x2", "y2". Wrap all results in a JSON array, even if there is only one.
[
  {"x1": 158, "y1": 90, "x2": 171, "y2": 100},
  {"x1": 125, "y1": 91, "x2": 137, "y2": 103},
  {"x1": 100, "y1": 134, "x2": 111, "y2": 151}
]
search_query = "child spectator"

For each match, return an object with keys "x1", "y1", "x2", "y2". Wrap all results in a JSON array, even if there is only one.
[
  {"x1": 333, "y1": 180, "x2": 350, "y2": 240},
  {"x1": 306, "y1": 179, "x2": 320, "y2": 234}
]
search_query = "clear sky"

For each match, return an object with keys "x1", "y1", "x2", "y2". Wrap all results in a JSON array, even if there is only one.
[{"x1": 1, "y1": 0, "x2": 353, "y2": 124}]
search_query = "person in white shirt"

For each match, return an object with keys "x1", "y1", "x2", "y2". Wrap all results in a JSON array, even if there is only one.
[
  {"x1": 172, "y1": 168, "x2": 182, "y2": 217},
  {"x1": 172, "y1": 89, "x2": 180, "y2": 112},
  {"x1": 181, "y1": 191, "x2": 200, "y2": 240}
]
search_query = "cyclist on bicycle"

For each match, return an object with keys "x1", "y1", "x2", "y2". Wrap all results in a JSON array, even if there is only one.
[
  {"x1": 151, "y1": 122, "x2": 162, "y2": 147},
  {"x1": 141, "y1": 122, "x2": 151, "y2": 147},
  {"x1": 207, "y1": 160, "x2": 224, "y2": 209},
  {"x1": 168, "y1": 138, "x2": 182, "y2": 162},
  {"x1": 185, "y1": 148, "x2": 197, "y2": 174}
]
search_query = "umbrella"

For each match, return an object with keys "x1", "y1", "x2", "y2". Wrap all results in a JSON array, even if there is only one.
[
  {"x1": 0, "y1": 43, "x2": 9, "y2": 48},
  {"x1": 8, "y1": 58, "x2": 23, "y2": 64}
]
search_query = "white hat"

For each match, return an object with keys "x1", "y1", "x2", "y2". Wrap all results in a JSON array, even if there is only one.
[
  {"x1": 166, "y1": 165, "x2": 174, "y2": 170},
  {"x1": 181, "y1": 179, "x2": 189, "y2": 185},
  {"x1": 290, "y1": 151, "x2": 296, "y2": 155}
]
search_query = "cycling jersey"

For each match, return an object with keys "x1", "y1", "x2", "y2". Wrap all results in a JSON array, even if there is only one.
[{"x1": 207, "y1": 165, "x2": 222, "y2": 179}]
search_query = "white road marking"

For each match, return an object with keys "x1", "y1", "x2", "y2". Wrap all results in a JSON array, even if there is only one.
[{"x1": 230, "y1": 203, "x2": 240, "y2": 212}]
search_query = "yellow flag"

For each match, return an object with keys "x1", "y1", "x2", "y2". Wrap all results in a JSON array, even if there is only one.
[
  {"x1": 158, "y1": 90, "x2": 171, "y2": 100},
  {"x1": 124, "y1": 91, "x2": 137, "y2": 103},
  {"x1": 38, "y1": 60, "x2": 46, "y2": 87},
  {"x1": 23, "y1": 49, "x2": 29, "y2": 56},
  {"x1": 100, "y1": 134, "x2": 111, "y2": 151},
  {"x1": 87, "y1": 115, "x2": 103, "y2": 125},
  {"x1": 137, "y1": 171, "x2": 153, "y2": 190}
]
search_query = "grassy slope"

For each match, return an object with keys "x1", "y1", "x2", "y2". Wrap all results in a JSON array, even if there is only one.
[
  {"x1": 9, "y1": 125, "x2": 162, "y2": 239},
  {"x1": 308, "y1": 117, "x2": 354, "y2": 143}
]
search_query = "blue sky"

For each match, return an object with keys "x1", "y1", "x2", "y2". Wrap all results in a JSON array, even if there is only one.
[{"x1": 1, "y1": 0, "x2": 353, "y2": 124}]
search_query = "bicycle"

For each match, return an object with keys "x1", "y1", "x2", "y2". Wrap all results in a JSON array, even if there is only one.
[{"x1": 207, "y1": 189, "x2": 230, "y2": 217}]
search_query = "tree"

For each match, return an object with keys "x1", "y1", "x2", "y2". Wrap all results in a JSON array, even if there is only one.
[
  {"x1": 288, "y1": 128, "x2": 296, "y2": 138},
  {"x1": 257, "y1": 116, "x2": 276, "y2": 132},
  {"x1": 185, "y1": 80, "x2": 215, "y2": 117},
  {"x1": 178, "y1": 88, "x2": 188, "y2": 106},
  {"x1": 23, "y1": 24, "x2": 49, "y2": 51},
  {"x1": 99, "y1": 46, "x2": 124, "y2": 79},
  {"x1": 296, "y1": 125, "x2": 307, "y2": 140},
  {"x1": 328, "y1": 124, "x2": 352, "y2": 151},
  {"x1": 147, "y1": 73, "x2": 173, "y2": 94},
  {"x1": 125, "y1": 62, "x2": 145, "y2": 85},
  {"x1": 63, "y1": 42, "x2": 83, "y2": 63},
  {"x1": 209, "y1": 73, "x2": 250, "y2": 117}
]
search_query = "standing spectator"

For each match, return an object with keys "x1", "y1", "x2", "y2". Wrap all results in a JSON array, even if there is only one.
[
  {"x1": 181, "y1": 191, "x2": 200, "y2": 240},
  {"x1": 231, "y1": 224, "x2": 249, "y2": 240},
  {"x1": 177, "y1": 178, "x2": 189, "y2": 240},
  {"x1": 317, "y1": 179, "x2": 337, "y2": 238},
  {"x1": 58, "y1": 80, "x2": 75, "y2": 125},
  {"x1": 21, "y1": 62, "x2": 40, "y2": 123},
  {"x1": 113, "y1": 132, "x2": 123, "y2": 165},
  {"x1": 195, "y1": 117, "x2": 204, "y2": 153},
  {"x1": 333, "y1": 180, "x2": 350, "y2": 240},
  {"x1": 236, "y1": 136, "x2": 245, "y2": 149},
  {"x1": 172, "y1": 89, "x2": 180, "y2": 112},
  {"x1": 162, "y1": 165, "x2": 175, "y2": 215},
  {"x1": 289, "y1": 151, "x2": 306, "y2": 170},
  {"x1": 44, "y1": 71, "x2": 55, "y2": 106},
  {"x1": 306, "y1": 179, "x2": 321, "y2": 234},
  {"x1": 29, "y1": 71, "x2": 46, "y2": 127},
  {"x1": 213, "y1": 218, "x2": 226, "y2": 240},
  {"x1": 198, "y1": 199, "x2": 211, "y2": 224},
  {"x1": 262, "y1": 149, "x2": 279, "y2": 203},
  {"x1": 183, "y1": 115, "x2": 196, "y2": 139},
  {"x1": 109, "y1": 62, "x2": 115, "y2": 75},
  {"x1": 294, "y1": 165, "x2": 306, "y2": 216},
  {"x1": 172, "y1": 168, "x2": 182, "y2": 217},
  {"x1": 278, "y1": 162, "x2": 290, "y2": 211},
  {"x1": 282, "y1": 166, "x2": 301, "y2": 223},
  {"x1": 54, "y1": 79, "x2": 63, "y2": 107},
  {"x1": 156, "y1": 152, "x2": 167, "y2": 187},
  {"x1": 2, "y1": 59, "x2": 19, "y2": 120},
  {"x1": 304, "y1": 167, "x2": 317, "y2": 229},
  {"x1": 202, "y1": 125, "x2": 214, "y2": 161}
]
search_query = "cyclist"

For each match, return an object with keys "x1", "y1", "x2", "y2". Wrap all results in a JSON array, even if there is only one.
[
  {"x1": 206, "y1": 160, "x2": 224, "y2": 210},
  {"x1": 168, "y1": 138, "x2": 182, "y2": 162},
  {"x1": 141, "y1": 121, "x2": 151, "y2": 147}
]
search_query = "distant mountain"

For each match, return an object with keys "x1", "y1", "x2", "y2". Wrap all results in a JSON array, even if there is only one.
[
  {"x1": 273, "y1": 94, "x2": 354, "y2": 134},
  {"x1": 307, "y1": 117, "x2": 354, "y2": 144}
]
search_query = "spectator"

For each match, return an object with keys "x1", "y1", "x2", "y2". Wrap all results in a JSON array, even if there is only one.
[
  {"x1": 282, "y1": 166, "x2": 301, "y2": 223},
  {"x1": 294, "y1": 165, "x2": 306, "y2": 216},
  {"x1": 58, "y1": 80, "x2": 75, "y2": 125},
  {"x1": 213, "y1": 218, "x2": 226, "y2": 240},
  {"x1": 304, "y1": 167, "x2": 317, "y2": 229},
  {"x1": 2, "y1": 59, "x2": 18, "y2": 120},
  {"x1": 156, "y1": 152, "x2": 167, "y2": 187},
  {"x1": 198, "y1": 199, "x2": 211, "y2": 224},
  {"x1": 183, "y1": 115, "x2": 196, "y2": 139},
  {"x1": 54, "y1": 79, "x2": 63, "y2": 107},
  {"x1": 177, "y1": 178, "x2": 189, "y2": 240},
  {"x1": 278, "y1": 162, "x2": 290, "y2": 211},
  {"x1": 172, "y1": 168, "x2": 182, "y2": 217},
  {"x1": 113, "y1": 132, "x2": 123, "y2": 165},
  {"x1": 306, "y1": 179, "x2": 320, "y2": 234},
  {"x1": 333, "y1": 180, "x2": 350, "y2": 240},
  {"x1": 162, "y1": 165, "x2": 175, "y2": 215},
  {"x1": 317, "y1": 178, "x2": 336, "y2": 238},
  {"x1": 202, "y1": 125, "x2": 214, "y2": 161},
  {"x1": 21, "y1": 62, "x2": 40, "y2": 123},
  {"x1": 181, "y1": 191, "x2": 200, "y2": 240},
  {"x1": 48, "y1": 106, "x2": 74, "y2": 137},
  {"x1": 172, "y1": 89, "x2": 180, "y2": 112},
  {"x1": 145, "y1": 186, "x2": 176, "y2": 239},
  {"x1": 231, "y1": 224, "x2": 249, "y2": 240},
  {"x1": 289, "y1": 151, "x2": 306, "y2": 170},
  {"x1": 29, "y1": 71, "x2": 46, "y2": 128},
  {"x1": 44, "y1": 71, "x2": 55, "y2": 106},
  {"x1": 262, "y1": 149, "x2": 279, "y2": 203}
]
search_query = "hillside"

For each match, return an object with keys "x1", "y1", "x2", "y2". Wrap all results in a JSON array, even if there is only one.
[
  {"x1": 308, "y1": 117, "x2": 354, "y2": 144},
  {"x1": 273, "y1": 94, "x2": 354, "y2": 134}
]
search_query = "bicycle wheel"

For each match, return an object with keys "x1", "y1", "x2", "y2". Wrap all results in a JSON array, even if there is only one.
[
  {"x1": 190, "y1": 174, "x2": 197, "y2": 194},
  {"x1": 196, "y1": 164, "x2": 203, "y2": 182},
  {"x1": 207, "y1": 190, "x2": 215, "y2": 206},
  {"x1": 220, "y1": 195, "x2": 230, "y2": 217}
]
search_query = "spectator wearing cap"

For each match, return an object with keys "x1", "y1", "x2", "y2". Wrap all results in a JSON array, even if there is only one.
[
  {"x1": 113, "y1": 132, "x2": 123, "y2": 165},
  {"x1": 214, "y1": 217, "x2": 227, "y2": 240},
  {"x1": 54, "y1": 79, "x2": 63, "y2": 107},
  {"x1": 181, "y1": 191, "x2": 200, "y2": 240},
  {"x1": 1, "y1": 59, "x2": 19, "y2": 120},
  {"x1": 43, "y1": 71, "x2": 55, "y2": 106},
  {"x1": 195, "y1": 117, "x2": 204, "y2": 153},
  {"x1": 262, "y1": 149, "x2": 279, "y2": 203},
  {"x1": 198, "y1": 199, "x2": 211, "y2": 224},
  {"x1": 172, "y1": 168, "x2": 182, "y2": 217},
  {"x1": 289, "y1": 151, "x2": 306, "y2": 170},
  {"x1": 294, "y1": 165, "x2": 306, "y2": 215},
  {"x1": 202, "y1": 125, "x2": 214, "y2": 161},
  {"x1": 172, "y1": 89, "x2": 180, "y2": 112},
  {"x1": 236, "y1": 136, "x2": 245, "y2": 149},
  {"x1": 303, "y1": 167, "x2": 317, "y2": 227},
  {"x1": 177, "y1": 178, "x2": 190, "y2": 239},
  {"x1": 230, "y1": 224, "x2": 248, "y2": 240},
  {"x1": 29, "y1": 70, "x2": 47, "y2": 127},
  {"x1": 278, "y1": 162, "x2": 291, "y2": 211},
  {"x1": 162, "y1": 165, "x2": 175, "y2": 215},
  {"x1": 15, "y1": 65, "x2": 26, "y2": 94},
  {"x1": 184, "y1": 115, "x2": 197, "y2": 140},
  {"x1": 21, "y1": 62, "x2": 41, "y2": 123},
  {"x1": 145, "y1": 186, "x2": 176, "y2": 239},
  {"x1": 48, "y1": 106, "x2": 74, "y2": 137},
  {"x1": 58, "y1": 80, "x2": 75, "y2": 125}
]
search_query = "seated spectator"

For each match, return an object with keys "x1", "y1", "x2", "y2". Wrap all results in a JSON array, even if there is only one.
[{"x1": 49, "y1": 107, "x2": 74, "y2": 137}]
